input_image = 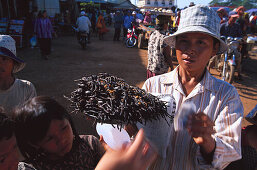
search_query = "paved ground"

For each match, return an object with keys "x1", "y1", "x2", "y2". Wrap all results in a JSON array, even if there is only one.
[{"x1": 17, "y1": 27, "x2": 257, "y2": 135}]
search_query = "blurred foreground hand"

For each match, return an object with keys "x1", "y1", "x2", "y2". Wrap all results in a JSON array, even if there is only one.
[{"x1": 95, "y1": 129, "x2": 157, "y2": 170}]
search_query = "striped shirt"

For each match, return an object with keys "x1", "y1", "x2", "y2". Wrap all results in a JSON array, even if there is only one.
[
  {"x1": 137, "y1": 66, "x2": 243, "y2": 170},
  {"x1": 34, "y1": 18, "x2": 53, "y2": 38}
]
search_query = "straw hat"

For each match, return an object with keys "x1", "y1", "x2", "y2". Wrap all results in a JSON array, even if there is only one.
[
  {"x1": 0, "y1": 35, "x2": 25, "y2": 73},
  {"x1": 164, "y1": 5, "x2": 228, "y2": 54}
]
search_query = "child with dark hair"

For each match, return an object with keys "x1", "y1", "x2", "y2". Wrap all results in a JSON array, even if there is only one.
[{"x1": 13, "y1": 96, "x2": 104, "y2": 170}]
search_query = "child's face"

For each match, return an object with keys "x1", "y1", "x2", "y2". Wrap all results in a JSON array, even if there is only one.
[
  {"x1": 36, "y1": 119, "x2": 74, "y2": 158},
  {"x1": 175, "y1": 32, "x2": 218, "y2": 74},
  {"x1": 0, "y1": 135, "x2": 20, "y2": 170},
  {"x1": 0, "y1": 55, "x2": 14, "y2": 79}
]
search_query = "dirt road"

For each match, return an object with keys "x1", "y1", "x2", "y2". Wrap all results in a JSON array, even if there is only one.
[{"x1": 17, "y1": 27, "x2": 257, "y2": 135}]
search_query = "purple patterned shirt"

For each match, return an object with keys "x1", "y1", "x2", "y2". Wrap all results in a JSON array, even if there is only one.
[{"x1": 34, "y1": 18, "x2": 53, "y2": 38}]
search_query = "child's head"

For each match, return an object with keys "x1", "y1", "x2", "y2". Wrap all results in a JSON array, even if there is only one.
[
  {"x1": 0, "y1": 112, "x2": 19, "y2": 170},
  {"x1": 0, "y1": 35, "x2": 25, "y2": 78},
  {"x1": 13, "y1": 96, "x2": 77, "y2": 160},
  {"x1": 164, "y1": 5, "x2": 228, "y2": 73}
]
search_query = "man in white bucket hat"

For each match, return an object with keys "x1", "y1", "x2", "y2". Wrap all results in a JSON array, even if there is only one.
[
  {"x1": 0, "y1": 35, "x2": 37, "y2": 114},
  {"x1": 137, "y1": 5, "x2": 243, "y2": 169}
]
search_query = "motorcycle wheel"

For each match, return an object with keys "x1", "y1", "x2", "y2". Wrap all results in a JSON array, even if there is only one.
[
  {"x1": 224, "y1": 63, "x2": 235, "y2": 84},
  {"x1": 126, "y1": 37, "x2": 137, "y2": 48},
  {"x1": 80, "y1": 37, "x2": 87, "y2": 49}
]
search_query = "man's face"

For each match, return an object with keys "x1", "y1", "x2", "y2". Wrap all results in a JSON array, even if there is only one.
[
  {"x1": 0, "y1": 135, "x2": 20, "y2": 170},
  {"x1": 238, "y1": 8, "x2": 244, "y2": 16},
  {"x1": 228, "y1": 17, "x2": 237, "y2": 25},
  {"x1": 0, "y1": 55, "x2": 14, "y2": 79},
  {"x1": 175, "y1": 33, "x2": 218, "y2": 73}
]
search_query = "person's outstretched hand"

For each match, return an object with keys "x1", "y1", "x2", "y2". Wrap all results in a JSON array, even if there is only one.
[{"x1": 95, "y1": 129, "x2": 157, "y2": 170}]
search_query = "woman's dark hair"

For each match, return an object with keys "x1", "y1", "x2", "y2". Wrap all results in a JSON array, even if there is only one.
[
  {"x1": 13, "y1": 96, "x2": 78, "y2": 160},
  {"x1": 0, "y1": 111, "x2": 15, "y2": 141}
]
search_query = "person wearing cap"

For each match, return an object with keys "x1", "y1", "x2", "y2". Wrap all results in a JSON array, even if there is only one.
[
  {"x1": 123, "y1": 11, "x2": 134, "y2": 39},
  {"x1": 146, "y1": 14, "x2": 173, "y2": 78},
  {"x1": 217, "y1": 8, "x2": 228, "y2": 24},
  {"x1": 220, "y1": 14, "x2": 243, "y2": 37},
  {"x1": 189, "y1": 2, "x2": 195, "y2": 7},
  {"x1": 143, "y1": 11, "x2": 152, "y2": 24},
  {"x1": 34, "y1": 10, "x2": 53, "y2": 60},
  {"x1": 113, "y1": 11, "x2": 123, "y2": 41},
  {"x1": 76, "y1": 11, "x2": 92, "y2": 43},
  {"x1": 0, "y1": 35, "x2": 37, "y2": 115},
  {"x1": 137, "y1": 5, "x2": 243, "y2": 169}
]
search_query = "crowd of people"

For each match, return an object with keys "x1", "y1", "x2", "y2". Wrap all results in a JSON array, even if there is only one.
[{"x1": 0, "y1": 3, "x2": 257, "y2": 170}]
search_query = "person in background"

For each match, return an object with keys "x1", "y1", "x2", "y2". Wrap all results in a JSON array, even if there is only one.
[
  {"x1": 96, "y1": 12, "x2": 108, "y2": 40},
  {"x1": 91, "y1": 11, "x2": 97, "y2": 36},
  {"x1": 249, "y1": 12, "x2": 257, "y2": 34},
  {"x1": 189, "y1": 2, "x2": 195, "y2": 7},
  {"x1": 76, "y1": 11, "x2": 92, "y2": 43},
  {"x1": 137, "y1": 5, "x2": 243, "y2": 169},
  {"x1": 123, "y1": 11, "x2": 133, "y2": 39},
  {"x1": 217, "y1": 8, "x2": 228, "y2": 24},
  {"x1": 143, "y1": 11, "x2": 152, "y2": 24},
  {"x1": 220, "y1": 14, "x2": 243, "y2": 37},
  {"x1": 0, "y1": 35, "x2": 36, "y2": 115},
  {"x1": 34, "y1": 10, "x2": 53, "y2": 60},
  {"x1": 136, "y1": 11, "x2": 144, "y2": 23},
  {"x1": 113, "y1": 11, "x2": 123, "y2": 41},
  {"x1": 147, "y1": 15, "x2": 173, "y2": 78}
]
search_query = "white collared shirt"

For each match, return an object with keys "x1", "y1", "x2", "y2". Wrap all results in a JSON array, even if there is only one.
[{"x1": 137, "y1": 66, "x2": 243, "y2": 170}]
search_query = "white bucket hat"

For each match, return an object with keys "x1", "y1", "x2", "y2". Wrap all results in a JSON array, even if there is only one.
[
  {"x1": 164, "y1": 5, "x2": 228, "y2": 54},
  {"x1": 0, "y1": 35, "x2": 25, "y2": 73},
  {"x1": 80, "y1": 11, "x2": 86, "y2": 16}
]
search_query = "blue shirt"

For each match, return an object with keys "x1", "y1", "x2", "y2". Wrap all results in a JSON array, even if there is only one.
[
  {"x1": 220, "y1": 22, "x2": 243, "y2": 38},
  {"x1": 123, "y1": 16, "x2": 133, "y2": 29},
  {"x1": 114, "y1": 15, "x2": 123, "y2": 28}
]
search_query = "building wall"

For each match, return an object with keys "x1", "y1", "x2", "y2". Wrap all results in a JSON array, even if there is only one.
[
  {"x1": 35, "y1": 0, "x2": 60, "y2": 16},
  {"x1": 137, "y1": 0, "x2": 174, "y2": 8}
]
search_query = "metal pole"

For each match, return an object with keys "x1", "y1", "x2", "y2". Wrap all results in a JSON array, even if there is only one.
[
  {"x1": 13, "y1": 0, "x2": 17, "y2": 18},
  {"x1": 0, "y1": 0, "x2": 3, "y2": 18}
]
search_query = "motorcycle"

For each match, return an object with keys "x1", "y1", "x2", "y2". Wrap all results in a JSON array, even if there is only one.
[
  {"x1": 79, "y1": 31, "x2": 88, "y2": 49},
  {"x1": 220, "y1": 36, "x2": 242, "y2": 84},
  {"x1": 125, "y1": 24, "x2": 138, "y2": 48},
  {"x1": 72, "y1": 26, "x2": 88, "y2": 49}
]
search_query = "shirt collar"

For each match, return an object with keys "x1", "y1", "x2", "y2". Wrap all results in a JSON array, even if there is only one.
[{"x1": 160, "y1": 66, "x2": 216, "y2": 93}]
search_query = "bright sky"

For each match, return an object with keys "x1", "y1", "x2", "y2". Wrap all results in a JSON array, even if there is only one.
[{"x1": 176, "y1": 0, "x2": 212, "y2": 8}]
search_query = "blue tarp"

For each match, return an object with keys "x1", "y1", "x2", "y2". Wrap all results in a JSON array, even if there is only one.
[
  {"x1": 75, "y1": 0, "x2": 108, "y2": 3},
  {"x1": 246, "y1": 8, "x2": 257, "y2": 14}
]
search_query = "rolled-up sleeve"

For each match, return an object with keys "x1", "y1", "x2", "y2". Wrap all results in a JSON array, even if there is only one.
[{"x1": 196, "y1": 86, "x2": 243, "y2": 169}]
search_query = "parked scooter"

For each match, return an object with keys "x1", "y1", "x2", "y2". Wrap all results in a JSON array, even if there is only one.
[
  {"x1": 125, "y1": 24, "x2": 138, "y2": 48},
  {"x1": 221, "y1": 36, "x2": 242, "y2": 84}
]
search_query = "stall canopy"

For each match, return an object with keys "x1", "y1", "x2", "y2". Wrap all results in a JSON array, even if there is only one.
[
  {"x1": 113, "y1": 0, "x2": 136, "y2": 9},
  {"x1": 76, "y1": 0, "x2": 108, "y2": 3},
  {"x1": 246, "y1": 8, "x2": 257, "y2": 15}
]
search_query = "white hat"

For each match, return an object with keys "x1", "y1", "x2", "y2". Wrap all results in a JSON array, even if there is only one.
[
  {"x1": 164, "y1": 5, "x2": 227, "y2": 54},
  {"x1": 0, "y1": 35, "x2": 25, "y2": 73},
  {"x1": 80, "y1": 11, "x2": 86, "y2": 16},
  {"x1": 132, "y1": 11, "x2": 137, "y2": 15}
]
